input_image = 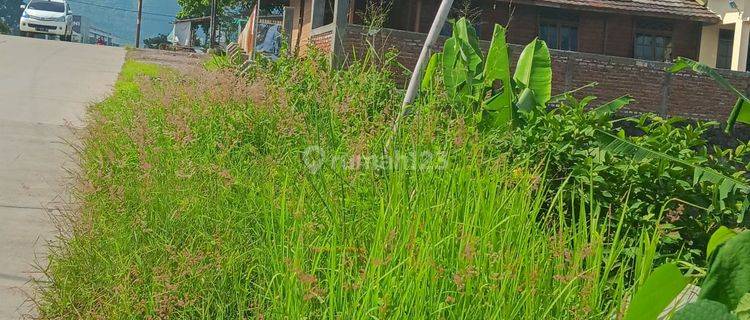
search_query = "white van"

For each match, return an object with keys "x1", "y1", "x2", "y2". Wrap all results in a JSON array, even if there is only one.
[{"x1": 19, "y1": 0, "x2": 74, "y2": 41}]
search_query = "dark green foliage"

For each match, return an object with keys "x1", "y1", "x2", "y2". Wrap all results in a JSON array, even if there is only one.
[
  {"x1": 0, "y1": 20, "x2": 9, "y2": 35},
  {"x1": 424, "y1": 22, "x2": 750, "y2": 251},
  {"x1": 492, "y1": 94, "x2": 749, "y2": 261},
  {"x1": 700, "y1": 231, "x2": 750, "y2": 310},
  {"x1": 143, "y1": 34, "x2": 170, "y2": 49},
  {"x1": 0, "y1": 0, "x2": 21, "y2": 34}
]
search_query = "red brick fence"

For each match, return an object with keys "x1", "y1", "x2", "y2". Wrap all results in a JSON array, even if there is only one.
[{"x1": 309, "y1": 23, "x2": 750, "y2": 124}]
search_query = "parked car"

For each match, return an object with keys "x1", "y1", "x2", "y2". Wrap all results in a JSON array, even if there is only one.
[{"x1": 19, "y1": 0, "x2": 74, "y2": 41}]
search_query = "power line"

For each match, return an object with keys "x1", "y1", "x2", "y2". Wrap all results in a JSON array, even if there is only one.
[{"x1": 66, "y1": 0, "x2": 176, "y2": 18}]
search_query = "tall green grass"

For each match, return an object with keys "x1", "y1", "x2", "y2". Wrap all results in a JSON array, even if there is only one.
[{"x1": 36, "y1": 55, "x2": 655, "y2": 319}]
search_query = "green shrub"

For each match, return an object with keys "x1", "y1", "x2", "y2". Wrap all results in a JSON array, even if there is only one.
[{"x1": 422, "y1": 18, "x2": 750, "y2": 263}]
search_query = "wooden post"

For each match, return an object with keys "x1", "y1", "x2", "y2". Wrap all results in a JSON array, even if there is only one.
[
  {"x1": 135, "y1": 0, "x2": 143, "y2": 48},
  {"x1": 295, "y1": 0, "x2": 306, "y2": 56},
  {"x1": 402, "y1": 0, "x2": 454, "y2": 107},
  {"x1": 330, "y1": 0, "x2": 349, "y2": 68},
  {"x1": 414, "y1": 0, "x2": 423, "y2": 32},
  {"x1": 283, "y1": 6, "x2": 295, "y2": 54},
  {"x1": 209, "y1": 0, "x2": 217, "y2": 48},
  {"x1": 348, "y1": 0, "x2": 356, "y2": 23},
  {"x1": 251, "y1": 0, "x2": 260, "y2": 60}
]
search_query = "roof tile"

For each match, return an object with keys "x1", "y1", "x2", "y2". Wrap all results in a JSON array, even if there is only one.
[{"x1": 505, "y1": 0, "x2": 719, "y2": 22}]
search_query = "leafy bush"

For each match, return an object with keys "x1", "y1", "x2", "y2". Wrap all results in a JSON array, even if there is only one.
[
  {"x1": 624, "y1": 229, "x2": 750, "y2": 319},
  {"x1": 495, "y1": 95, "x2": 750, "y2": 261},
  {"x1": 422, "y1": 18, "x2": 750, "y2": 262}
]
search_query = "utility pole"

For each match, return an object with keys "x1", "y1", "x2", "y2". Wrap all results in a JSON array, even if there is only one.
[
  {"x1": 402, "y1": 0, "x2": 454, "y2": 107},
  {"x1": 135, "y1": 0, "x2": 143, "y2": 48},
  {"x1": 209, "y1": 0, "x2": 217, "y2": 48}
]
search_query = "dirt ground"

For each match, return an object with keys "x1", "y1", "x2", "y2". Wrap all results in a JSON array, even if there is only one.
[{"x1": 127, "y1": 48, "x2": 206, "y2": 71}]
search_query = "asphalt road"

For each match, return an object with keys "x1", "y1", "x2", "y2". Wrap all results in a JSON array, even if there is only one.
[{"x1": 0, "y1": 35, "x2": 124, "y2": 319}]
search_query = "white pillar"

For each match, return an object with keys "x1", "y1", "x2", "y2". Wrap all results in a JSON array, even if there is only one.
[
  {"x1": 731, "y1": 20, "x2": 750, "y2": 71},
  {"x1": 699, "y1": 24, "x2": 720, "y2": 68}
]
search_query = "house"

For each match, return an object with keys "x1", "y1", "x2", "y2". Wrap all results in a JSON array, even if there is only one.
[
  {"x1": 277, "y1": 0, "x2": 750, "y2": 130},
  {"x1": 287, "y1": 0, "x2": 719, "y2": 63},
  {"x1": 699, "y1": 0, "x2": 750, "y2": 71}
]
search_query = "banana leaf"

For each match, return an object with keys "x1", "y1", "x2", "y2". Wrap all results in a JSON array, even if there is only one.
[
  {"x1": 592, "y1": 95, "x2": 635, "y2": 117},
  {"x1": 668, "y1": 57, "x2": 750, "y2": 133},
  {"x1": 421, "y1": 53, "x2": 443, "y2": 92},
  {"x1": 514, "y1": 39, "x2": 552, "y2": 105},
  {"x1": 595, "y1": 129, "x2": 750, "y2": 212},
  {"x1": 481, "y1": 24, "x2": 514, "y2": 126}
]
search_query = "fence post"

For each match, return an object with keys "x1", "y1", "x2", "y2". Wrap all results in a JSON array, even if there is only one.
[
  {"x1": 283, "y1": 6, "x2": 295, "y2": 55},
  {"x1": 330, "y1": 0, "x2": 349, "y2": 68},
  {"x1": 659, "y1": 71, "x2": 672, "y2": 116}
]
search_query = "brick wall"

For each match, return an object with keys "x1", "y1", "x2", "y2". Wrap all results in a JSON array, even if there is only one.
[
  {"x1": 310, "y1": 27, "x2": 334, "y2": 54},
  {"x1": 341, "y1": 24, "x2": 750, "y2": 122}
]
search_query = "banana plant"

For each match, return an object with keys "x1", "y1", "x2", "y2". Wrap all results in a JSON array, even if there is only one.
[
  {"x1": 422, "y1": 18, "x2": 551, "y2": 132},
  {"x1": 422, "y1": 18, "x2": 749, "y2": 214},
  {"x1": 668, "y1": 58, "x2": 750, "y2": 134}
]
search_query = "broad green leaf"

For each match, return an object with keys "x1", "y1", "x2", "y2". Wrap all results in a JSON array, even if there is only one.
[
  {"x1": 707, "y1": 226, "x2": 738, "y2": 259},
  {"x1": 421, "y1": 53, "x2": 443, "y2": 92},
  {"x1": 728, "y1": 98, "x2": 750, "y2": 131},
  {"x1": 441, "y1": 19, "x2": 483, "y2": 106},
  {"x1": 669, "y1": 58, "x2": 750, "y2": 133},
  {"x1": 514, "y1": 39, "x2": 552, "y2": 105},
  {"x1": 739, "y1": 101, "x2": 750, "y2": 124},
  {"x1": 700, "y1": 231, "x2": 750, "y2": 310},
  {"x1": 624, "y1": 263, "x2": 688, "y2": 320},
  {"x1": 592, "y1": 95, "x2": 635, "y2": 117},
  {"x1": 481, "y1": 109, "x2": 512, "y2": 132},
  {"x1": 481, "y1": 24, "x2": 513, "y2": 123},
  {"x1": 453, "y1": 18, "x2": 483, "y2": 80},
  {"x1": 516, "y1": 88, "x2": 537, "y2": 114},
  {"x1": 671, "y1": 300, "x2": 738, "y2": 320},
  {"x1": 736, "y1": 293, "x2": 750, "y2": 320},
  {"x1": 442, "y1": 37, "x2": 467, "y2": 100},
  {"x1": 453, "y1": 18, "x2": 482, "y2": 63}
]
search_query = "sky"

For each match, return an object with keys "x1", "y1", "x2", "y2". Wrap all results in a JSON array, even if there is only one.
[{"x1": 66, "y1": 0, "x2": 180, "y2": 46}]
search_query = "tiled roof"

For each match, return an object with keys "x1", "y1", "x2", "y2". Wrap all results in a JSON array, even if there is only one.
[{"x1": 505, "y1": 0, "x2": 720, "y2": 22}]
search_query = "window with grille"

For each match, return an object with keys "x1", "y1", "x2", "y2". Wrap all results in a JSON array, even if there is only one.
[
  {"x1": 634, "y1": 20, "x2": 673, "y2": 61},
  {"x1": 717, "y1": 29, "x2": 734, "y2": 69},
  {"x1": 538, "y1": 11, "x2": 578, "y2": 51}
]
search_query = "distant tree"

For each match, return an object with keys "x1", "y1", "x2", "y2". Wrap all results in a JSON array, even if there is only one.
[
  {"x1": 176, "y1": 0, "x2": 286, "y2": 45},
  {"x1": 176, "y1": 0, "x2": 287, "y2": 20},
  {"x1": 0, "y1": 0, "x2": 22, "y2": 34},
  {"x1": 143, "y1": 33, "x2": 171, "y2": 49},
  {"x1": 0, "y1": 21, "x2": 10, "y2": 35}
]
